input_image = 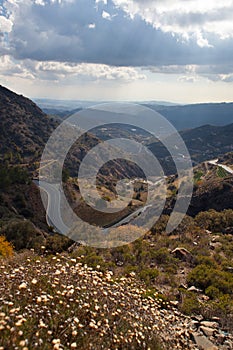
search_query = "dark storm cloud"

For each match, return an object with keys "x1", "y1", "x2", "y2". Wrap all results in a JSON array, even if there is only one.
[
  {"x1": 3, "y1": 0, "x2": 215, "y2": 67},
  {"x1": 0, "y1": 0, "x2": 232, "y2": 73}
]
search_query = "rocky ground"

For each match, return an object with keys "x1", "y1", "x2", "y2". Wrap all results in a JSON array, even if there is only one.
[{"x1": 0, "y1": 251, "x2": 232, "y2": 350}]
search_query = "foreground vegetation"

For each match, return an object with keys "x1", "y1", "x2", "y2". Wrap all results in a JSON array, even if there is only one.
[
  {"x1": 1, "y1": 209, "x2": 233, "y2": 336},
  {"x1": 0, "y1": 250, "x2": 199, "y2": 350}
]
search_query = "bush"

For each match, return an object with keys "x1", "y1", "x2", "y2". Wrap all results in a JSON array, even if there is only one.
[
  {"x1": 205, "y1": 286, "x2": 220, "y2": 299},
  {"x1": 2, "y1": 220, "x2": 44, "y2": 251},
  {"x1": 151, "y1": 247, "x2": 172, "y2": 265},
  {"x1": 0, "y1": 164, "x2": 31, "y2": 190},
  {"x1": 180, "y1": 291, "x2": 200, "y2": 315},
  {"x1": 195, "y1": 256, "x2": 217, "y2": 268},
  {"x1": 45, "y1": 234, "x2": 73, "y2": 253},
  {"x1": 195, "y1": 209, "x2": 233, "y2": 232},
  {"x1": 0, "y1": 236, "x2": 14, "y2": 258},
  {"x1": 138, "y1": 268, "x2": 159, "y2": 285},
  {"x1": 187, "y1": 264, "x2": 233, "y2": 294}
]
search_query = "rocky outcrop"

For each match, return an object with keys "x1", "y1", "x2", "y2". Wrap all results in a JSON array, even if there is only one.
[
  {"x1": 171, "y1": 247, "x2": 194, "y2": 263},
  {"x1": 190, "y1": 316, "x2": 233, "y2": 350}
]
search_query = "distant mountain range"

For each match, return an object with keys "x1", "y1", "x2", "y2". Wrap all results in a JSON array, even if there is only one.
[
  {"x1": 35, "y1": 98, "x2": 233, "y2": 130},
  {"x1": 147, "y1": 102, "x2": 233, "y2": 130},
  {"x1": 34, "y1": 98, "x2": 178, "y2": 111}
]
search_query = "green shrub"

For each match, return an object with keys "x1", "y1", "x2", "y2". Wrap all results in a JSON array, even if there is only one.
[
  {"x1": 151, "y1": 247, "x2": 172, "y2": 265},
  {"x1": 2, "y1": 220, "x2": 44, "y2": 251},
  {"x1": 180, "y1": 291, "x2": 200, "y2": 315},
  {"x1": 196, "y1": 256, "x2": 217, "y2": 268},
  {"x1": 205, "y1": 286, "x2": 220, "y2": 299},
  {"x1": 187, "y1": 264, "x2": 233, "y2": 294},
  {"x1": 45, "y1": 234, "x2": 73, "y2": 253},
  {"x1": 138, "y1": 268, "x2": 159, "y2": 285},
  {"x1": 195, "y1": 209, "x2": 233, "y2": 232}
]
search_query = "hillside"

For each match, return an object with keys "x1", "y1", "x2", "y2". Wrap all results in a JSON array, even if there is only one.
[
  {"x1": 189, "y1": 159, "x2": 233, "y2": 216},
  {"x1": 148, "y1": 123, "x2": 233, "y2": 175},
  {"x1": 0, "y1": 250, "x2": 232, "y2": 350},
  {"x1": 0, "y1": 87, "x2": 233, "y2": 349},
  {"x1": 0, "y1": 85, "x2": 57, "y2": 164},
  {"x1": 0, "y1": 86, "x2": 145, "y2": 236}
]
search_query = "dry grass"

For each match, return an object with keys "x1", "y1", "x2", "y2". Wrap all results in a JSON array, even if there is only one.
[{"x1": 0, "y1": 251, "x2": 199, "y2": 350}]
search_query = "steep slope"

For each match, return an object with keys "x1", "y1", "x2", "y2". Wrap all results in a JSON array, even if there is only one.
[
  {"x1": 189, "y1": 156, "x2": 233, "y2": 216},
  {"x1": 0, "y1": 251, "x2": 232, "y2": 349},
  {"x1": 163, "y1": 154, "x2": 233, "y2": 217},
  {"x1": 0, "y1": 85, "x2": 57, "y2": 163},
  {"x1": 148, "y1": 123, "x2": 233, "y2": 175}
]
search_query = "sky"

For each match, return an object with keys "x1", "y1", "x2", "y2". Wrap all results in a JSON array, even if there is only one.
[{"x1": 0, "y1": 0, "x2": 233, "y2": 103}]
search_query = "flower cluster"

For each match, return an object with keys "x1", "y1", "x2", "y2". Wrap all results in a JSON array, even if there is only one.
[{"x1": 0, "y1": 251, "x2": 199, "y2": 349}]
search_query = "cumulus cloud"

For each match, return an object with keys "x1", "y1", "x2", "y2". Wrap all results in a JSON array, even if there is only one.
[
  {"x1": 113, "y1": 0, "x2": 233, "y2": 42},
  {"x1": 146, "y1": 63, "x2": 233, "y2": 83},
  {"x1": 0, "y1": 15, "x2": 12, "y2": 33},
  {"x1": 0, "y1": 55, "x2": 35, "y2": 79},
  {"x1": 102, "y1": 10, "x2": 111, "y2": 20},
  {"x1": 0, "y1": 54, "x2": 145, "y2": 82},
  {"x1": 0, "y1": 0, "x2": 219, "y2": 68},
  {"x1": 0, "y1": 0, "x2": 233, "y2": 82},
  {"x1": 35, "y1": 61, "x2": 146, "y2": 81}
]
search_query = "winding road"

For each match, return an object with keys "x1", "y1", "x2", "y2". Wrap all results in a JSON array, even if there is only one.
[
  {"x1": 34, "y1": 180, "x2": 154, "y2": 234},
  {"x1": 34, "y1": 180, "x2": 69, "y2": 235}
]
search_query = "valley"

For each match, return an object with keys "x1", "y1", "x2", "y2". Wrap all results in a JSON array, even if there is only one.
[{"x1": 0, "y1": 86, "x2": 233, "y2": 349}]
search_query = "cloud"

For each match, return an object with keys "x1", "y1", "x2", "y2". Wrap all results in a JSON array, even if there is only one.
[
  {"x1": 0, "y1": 15, "x2": 12, "y2": 33},
  {"x1": 1, "y1": 0, "x2": 212, "y2": 67},
  {"x1": 178, "y1": 76, "x2": 198, "y2": 83},
  {"x1": 0, "y1": 55, "x2": 35, "y2": 79},
  {"x1": 113, "y1": 0, "x2": 233, "y2": 42},
  {"x1": 102, "y1": 10, "x2": 111, "y2": 20},
  {"x1": 34, "y1": 61, "x2": 146, "y2": 81},
  {"x1": 0, "y1": 54, "x2": 146, "y2": 82},
  {"x1": 0, "y1": 0, "x2": 233, "y2": 81}
]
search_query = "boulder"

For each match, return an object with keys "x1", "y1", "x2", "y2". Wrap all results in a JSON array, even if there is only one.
[
  {"x1": 188, "y1": 286, "x2": 202, "y2": 293},
  {"x1": 192, "y1": 332, "x2": 218, "y2": 350},
  {"x1": 193, "y1": 315, "x2": 204, "y2": 322},
  {"x1": 200, "y1": 326, "x2": 217, "y2": 337},
  {"x1": 171, "y1": 247, "x2": 193, "y2": 263},
  {"x1": 201, "y1": 321, "x2": 219, "y2": 329},
  {"x1": 209, "y1": 242, "x2": 222, "y2": 250}
]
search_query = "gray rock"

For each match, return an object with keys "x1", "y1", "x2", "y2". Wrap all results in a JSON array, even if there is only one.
[
  {"x1": 216, "y1": 334, "x2": 226, "y2": 345},
  {"x1": 200, "y1": 326, "x2": 217, "y2": 337},
  {"x1": 171, "y1": 247, "x2": 193, "y2": 263},
  {"x1": 188, "y1": 286, "x2": 202, "y2": 293},
  {"x1": 192, "y1": 332, "x2": 218, "y2": 350},
  {"x1": 191, "y1": 320, "x2": 199, "y2": 329},
  {"x1": 201, "y1": 321, "x2": 219, "y2": 329},
  {"x1": 193, "y1": 315, "x2": 204, "y2": 322}
]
